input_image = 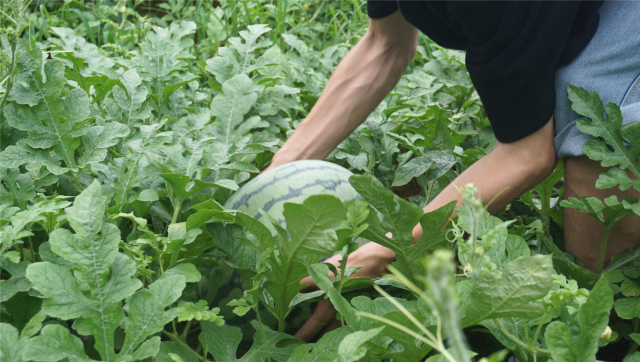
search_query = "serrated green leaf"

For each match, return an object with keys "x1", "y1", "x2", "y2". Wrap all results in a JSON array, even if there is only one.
[
  {"x1": 545, "y1": 276, "x2": 613, "y2": 362},
  {"x1": 26, "y1": 261, "x2": 96, "y2": 319},
  {"x1": 24, "y1": 324, "x2": 92, "y2": 362},
  {"x1": 119, "y1": 276, "x2": 186, "y2": 357},
  {"x1": 5, "y1": 86, "x2": 91, "y2": 170},
  {"x1": 286, "y1": 327, "x2": 351, "y2": 362},
  {"x1": 199, "y1": 319, "x2": 301, "y2": 362},
  {"x1": 350, "y1": 173, "x2": 452, "y2": 287},
  {"x1": 0, "y1": 259, "x2": 31, "y2": 302},
  {"x1": 8, "y1": 40, "x2": 64, "y2": 106},
  {"x1": 568, "y1": 84, "x2": 640, "y2": 191},
  {"x1": 462, "y1": 255, "x2": 553, "y2": 327},
  {"x1": 78, "y1": 122, "x2": 130, "y2": 167},
  {"x1": 209, "y1": 74, "x2": 267, "y2": 144}
]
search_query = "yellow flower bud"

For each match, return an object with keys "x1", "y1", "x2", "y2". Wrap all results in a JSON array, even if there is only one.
[
  {"x1": 600, "y1": 326, "x2": 611, "y2": 341},
  {"x1": 120, "y1": 6, "x2": 126, "y2": 13}
]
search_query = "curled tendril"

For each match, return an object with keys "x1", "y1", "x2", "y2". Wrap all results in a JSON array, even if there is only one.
[
  {"x1": 446, "y1": 228, "x2": 462, "y2": 243},
  {"x1": 463, "y1": 265, "x2": 473, "y2": 277}
]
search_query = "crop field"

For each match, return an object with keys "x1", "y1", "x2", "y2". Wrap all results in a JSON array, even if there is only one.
[{"x1": 1, "y1": 1, "x2": 639, "y2": 362}]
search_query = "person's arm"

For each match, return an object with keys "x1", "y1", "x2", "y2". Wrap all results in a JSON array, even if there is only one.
[
  {"x1": 265, "y1": 11, "x2": 419, "y2": 171},
  {"x1": 294, "y1": 117, "x2": 558, "y2": 341},
  {"x1": 413, "y1": 117, "x2": 557, "y2": 237}
]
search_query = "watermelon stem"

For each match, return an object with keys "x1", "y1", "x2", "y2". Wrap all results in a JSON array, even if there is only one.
[{"x1": 172, "y1": 200, "x2": 183, "y2": 224}]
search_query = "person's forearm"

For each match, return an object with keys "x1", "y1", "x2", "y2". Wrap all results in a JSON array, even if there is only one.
[
  {"x1": 271, "y1": 14, "x2": 417, "y2": 166},
  {"x1": 412, "y1": 118, "x2": 558, "y2": 239}
]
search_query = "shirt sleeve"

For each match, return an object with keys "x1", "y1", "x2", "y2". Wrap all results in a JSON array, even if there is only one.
[
  {"x1": 457, "y1": 2, "x2": 598, "y2": 143},
  {"x1": 366, "y1": 0, "x2": 398, "y2": 19}
]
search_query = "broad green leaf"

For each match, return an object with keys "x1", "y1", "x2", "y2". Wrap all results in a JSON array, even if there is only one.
[
  {"x1": 462, "y1": 255, "x2": 553, "y2": 327},
  {"x1": 24, "y1": 324, "x2": 91, "y2": 362},
  {"x1": 78, "y1": 122, "x2": 130, "y2": 168},
  {"x1": 234, "y1": 195, "x2": 344, "y2": 331},
  {"x1": 49, "y1": 181, "x2": 120, "y2": 293},
  {"x1": 286, "y1": 327, "x2": 351, "y2": 362},
  {"x1": 199, "y1": 321, "x2": 243, "y2": 362},
  {"x1": 350, "y1": 173, "x2": 453, "y2": 287},
  {"x1": 545, "y1": 276, "x2": 613, "y2": 362},
  {"x1": 336, "y1": 327, "x2": 385, "y2": 362},
  {"x1": 8, "y1": 40, "x2": 64, "y2": 106},
  {"x1": 0, "y1": 323, "x2": 29, "y2": 362},
  {"x1": 21, "y1": 311, "x2": 46, "y2": 338},
  {"x1": 118, "y1": 276, "x2": 185, "y2": 358},
  {"x1": 392, "y1": 154, "x2": 434, "y2": 187},
  {"x1": 110, "y1": 69, "x2": 151, "y2": 130},
  {"x1": 372, "y1": 310, "x2": 433, "y2": 362},
  {"x1": 199, "y1": 319, "x2": 301, "y2": 362},
  {"x1": 26, "y1": 261, "x2": 96, "y2": 319},
  {"x1": 625, "y1": 353, "x2": 640, "y2": 362},
  {"x1": 133, "y1": 21, "x2": 197, "y2": 95},
  {"x1": 264, "y1": 195, "x2": 344, "y2": 327},
  {"x1": 5, "y1": 86, "x2": 91, "y2": 171},
  {"x1": 614, "y1": 297, "x2": 640, "y2": 319},
  {"x1": 0, "y1": 259, "x2": 31, "y2": 302},
  {"x1": 160, "y1": 263, "x2": 201, "y2": 283},
  {"x1": 568, "y1": 84, "x2": 640, "y2": 191},
  {"x1": 240, "y1": 320, "x2": 303, "y2": 362},
  {"x1": 155, "y1": 342, "x2": 200, "y2": 362},
  {"x1": 209, "y1": 74, "x2": 268, "y2": 144},
  {"x1": 0, "y1": 167, "x2": 35, "y2": 209}
]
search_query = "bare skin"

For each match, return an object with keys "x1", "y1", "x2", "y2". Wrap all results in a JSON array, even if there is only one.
[
  {"x1": 564, "y1": 156, "x2": 640, "y2": 273},
  {"x1": 263, "y1": 12, "x2": 640, "y2": 341}
]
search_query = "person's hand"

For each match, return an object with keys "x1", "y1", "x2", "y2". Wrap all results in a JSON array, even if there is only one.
[{"x1": 294, "y1": 242, "x2": 396, "y2": 341}]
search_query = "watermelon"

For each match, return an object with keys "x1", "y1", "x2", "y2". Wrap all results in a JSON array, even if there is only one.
[{"x1": 224, "y1": 160, "x2": 361, "y2": 228}]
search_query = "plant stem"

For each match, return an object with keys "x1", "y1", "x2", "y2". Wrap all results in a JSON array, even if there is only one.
[
  {"x1": 495, "y1": 319, "x2": 551, "y2": 356},
  {"x1": 599, "y1": 224, "x2": 613, "y2": 274},
  {"x1": 171, "y1": 200, "x2": 183, "y2": 224},
  {"x1": 532, "y1": 310, "x2": 550, "y2": 362},
  {"x1": 161, "y1": 330, "x2": 208, "y2": 362},
  {"x1": 181, "y1": 319, "x2": 194, "y2": 341},
  {"x1": 255, "y1": 307, "x2": 272, "y2": 362}
]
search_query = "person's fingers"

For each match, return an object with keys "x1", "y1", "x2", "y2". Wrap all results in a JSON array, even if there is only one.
[{"x1": 294, "y1": 299, "x2": 338, "y2": 342}]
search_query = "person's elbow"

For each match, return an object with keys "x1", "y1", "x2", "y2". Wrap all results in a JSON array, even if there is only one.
[
  {"x1": 495, "y1": 118, "x2": 558, "y2": 186},
  {"x1": 365, "y1": 12, "x2": 418, "y2": 69}
]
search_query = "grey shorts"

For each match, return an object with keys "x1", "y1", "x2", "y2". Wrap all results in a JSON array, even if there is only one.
[{"x1": 554, "y1": 0, "x2": 640, "y2": 159}]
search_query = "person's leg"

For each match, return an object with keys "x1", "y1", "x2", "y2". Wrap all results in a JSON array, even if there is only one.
[
  {"x1": 554, "y1": 1, "x2": 640, "y2": 272},
  {"x1": 564, "y1": 156, "x2": 640, "y2": 272}
]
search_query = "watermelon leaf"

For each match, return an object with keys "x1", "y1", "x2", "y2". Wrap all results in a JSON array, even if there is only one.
[
  {"x1": 233, "y1": 195, "x2": 345, "y2": 332},
  {"x1": 349, "y1": 173, "x2": 454, "y2": 288},
  {"x1": 24, "y1": 181, "x2": 188, "y2": 361},
  {"x1": 199, "y1": 319, "x2": 302, "y2": 362}
]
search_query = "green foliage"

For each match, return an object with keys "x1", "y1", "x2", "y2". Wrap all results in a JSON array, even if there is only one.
[
  {"x1": 0, "y1": 2, "x2": 635, "y2": 361},
  {"x1": 350, "y1": 173, "x2": 455, "y2": 288},
  {"x1": 545, "y1": 277, "x2": 614, "y2": 362},
  {"x1": 199, "y1": 320, "x2": 302, "y2": 362}
]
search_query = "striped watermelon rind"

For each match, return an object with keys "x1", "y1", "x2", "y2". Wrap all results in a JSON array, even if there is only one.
[{"x1": 224, "y1": 160, "x2": 361, "y2": 228}]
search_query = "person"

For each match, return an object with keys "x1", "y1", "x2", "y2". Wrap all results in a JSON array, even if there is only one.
[{"x1": 261, "y1": 1, "x2": 640, "y2": 341}]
